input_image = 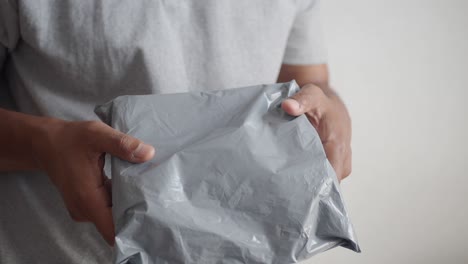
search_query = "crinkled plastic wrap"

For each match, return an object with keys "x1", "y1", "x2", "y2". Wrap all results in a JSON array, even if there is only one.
[{"x1": 96, "y1": 81, "x2": 360, "y2": 264}]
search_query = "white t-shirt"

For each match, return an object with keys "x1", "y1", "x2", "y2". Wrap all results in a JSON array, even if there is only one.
[{"x1": 0, "y1": 0, "x2": 326, "y2": 263}]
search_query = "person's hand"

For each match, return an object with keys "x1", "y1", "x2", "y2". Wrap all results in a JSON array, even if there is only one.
[
  {"x1": 282, "y1": 83, "x2": 352, "y2": 181},
  {"x1": 33, "y1": 120, "x2": 155, "y2": 245}
]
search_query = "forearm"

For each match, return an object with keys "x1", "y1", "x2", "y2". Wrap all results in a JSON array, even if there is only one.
[{"x1": 0, "y1": 108, "x2": 60, "y2": 171}]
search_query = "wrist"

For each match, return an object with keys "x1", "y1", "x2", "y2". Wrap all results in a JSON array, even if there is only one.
[{"x1": 30, "y1": 117, "x2": 68, "y2": 171}]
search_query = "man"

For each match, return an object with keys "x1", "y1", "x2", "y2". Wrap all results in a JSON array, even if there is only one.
[{"x1": 0, "y1": 0, "x2": 351, "y2": 263}]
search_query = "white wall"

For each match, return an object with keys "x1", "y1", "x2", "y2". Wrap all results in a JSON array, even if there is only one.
[{"x1": 307, "y1": 1, "x2": 468, "y2": 263}]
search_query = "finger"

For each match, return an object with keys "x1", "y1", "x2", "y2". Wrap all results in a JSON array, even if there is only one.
[
  {"x1": 281, "y1": 84, "x2": 328, "y2": 117},
  {"x1": 98, "y1": 153, "x2": 105, "y2": 170},
  {"x1": 84, "y1": 185, "x2": 115, "y2": 246},
  {"x1": 68, "y1": 205, "x2": 87, "y2": 222},
  {"x1": 90, "y1": 122, "x2": 155, "y2": 163},
  {"x1": 104, "y1": 177, "x2": 112, "y2": 205},
  {"x1": 61, "y1": 183, "x2": 90, "y2": 222},
  {"x1": 99, "y1": 173, "x2": 112, "y2": 206},
  {"x1": 341, "y1": 147, "x2": 352, "y2": 180},
  {"x1": 98, "y1": 154, "x2": 112, "y2": 205},
  {"x1": 323, "y1": 140, "x2": 346, "y2": 181}
]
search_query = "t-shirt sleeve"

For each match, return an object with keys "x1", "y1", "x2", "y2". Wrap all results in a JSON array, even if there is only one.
[
  {"x1": 0, "y1": 0, "x2": 20, "y2": 109},
  {"x1": 282, "y1": 0, "x2": 327, "y2": 65}
]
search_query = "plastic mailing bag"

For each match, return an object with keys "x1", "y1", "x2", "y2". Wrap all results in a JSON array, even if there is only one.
[{"x1": 96, "y1": 81, "x2": 360, "y2": 264}]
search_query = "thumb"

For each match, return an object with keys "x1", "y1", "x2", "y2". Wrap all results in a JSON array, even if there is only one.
[
  {"x1": 92, "y1": 122, "x2": 155, "y2": 163},
  {"x1": 281, "y1": 84, "x2": 328, "y2": 117}
]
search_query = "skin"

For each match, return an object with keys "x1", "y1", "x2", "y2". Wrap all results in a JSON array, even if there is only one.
[
  {"x1": 0, "y1": 111, "x2": 155, "y2": 245},
  {"x1": 0, "y1": 63, "x2": 351, "y2": 245},
  {"x1": 278, "y1": 64, "x2": 352, "y2": 181}
]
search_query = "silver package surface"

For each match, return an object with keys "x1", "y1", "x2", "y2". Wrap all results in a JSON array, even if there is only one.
[{"x1": 96, "y1": 81, "x2": 360, "y2": 264}]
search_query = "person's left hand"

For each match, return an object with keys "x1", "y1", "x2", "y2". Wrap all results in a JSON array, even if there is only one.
[{"x1": 281, "y1": 83, "x2": 352, "y2": 181}]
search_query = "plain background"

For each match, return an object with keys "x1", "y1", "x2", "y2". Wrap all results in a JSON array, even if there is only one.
[{"x1": 304, "y1": 0, "x2": 468, "y2": 263}]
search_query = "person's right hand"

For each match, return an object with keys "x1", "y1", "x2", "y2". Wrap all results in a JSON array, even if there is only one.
[{"x1": 33, "y1": 120, "x2": 155, "y2": 245}]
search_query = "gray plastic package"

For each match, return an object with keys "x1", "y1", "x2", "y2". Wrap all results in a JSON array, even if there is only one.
[{"x1": 96, "y1": 81, "x2": 360, "y2": 264}]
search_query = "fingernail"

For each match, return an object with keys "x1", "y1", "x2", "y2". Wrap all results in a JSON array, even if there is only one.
[{"x1": 132, "y1": 143, "x2": 154, "y2": 160}]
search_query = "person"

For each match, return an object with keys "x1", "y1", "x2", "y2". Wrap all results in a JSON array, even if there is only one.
[{"x1": 0, "y1": 0, "x2": 352, "y2": 263}]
